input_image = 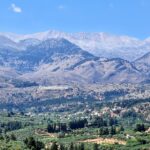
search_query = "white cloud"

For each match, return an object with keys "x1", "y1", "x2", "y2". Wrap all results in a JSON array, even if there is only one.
[{"x1": 11, "y1": 3, "x2": 22, "y2": 13}]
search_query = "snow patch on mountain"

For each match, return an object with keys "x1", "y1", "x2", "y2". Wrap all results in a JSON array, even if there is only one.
[{"x1": 1, "y1": 30, "x2": 150, "y2": 60}]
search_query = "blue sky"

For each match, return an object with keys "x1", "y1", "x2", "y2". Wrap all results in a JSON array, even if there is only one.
[{"x1": 0, "y1": 0, "x2": 150, "y2": 39}]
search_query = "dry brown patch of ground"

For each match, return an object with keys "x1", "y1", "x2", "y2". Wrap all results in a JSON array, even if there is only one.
[{"x1": 80, "y1": 137, "x2": 126, "y2": 145}]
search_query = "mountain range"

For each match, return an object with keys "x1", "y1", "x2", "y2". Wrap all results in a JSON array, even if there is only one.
[
  {"x1": 1, "y1": 30, "x2": 150, "y2": 60},
  {"x1": 0, "y1": 30, "x2": 150, "y2": 86}
]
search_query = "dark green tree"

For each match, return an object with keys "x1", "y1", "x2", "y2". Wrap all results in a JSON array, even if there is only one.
[
  {"x1": 93, "y1": 143, "x2": 99, "y2": 150},
  {"x1": 68, "y1": 142, "x2": 74, "y2": 150},
  {"x1": 135, "y1": 124, "x2": 145, "y2": 132},
  {"x1": 110, "y1": 126, "x2": 116, "y2": 135},
  {"x1": 79, "y1": 143, "x2": 84, "y2": 150},
  {"x1": 24, "y1": 136, "x2": 44, "y2": 150},
  {"x1": 59, "y1": 144, "x2": 66, "y2": 150},
  {"x1": 10, "y1": 133, "x2": 17, "y2": 141},
  {"x1": 51, "y1": 142, "x2": 58, "y2": 150}
]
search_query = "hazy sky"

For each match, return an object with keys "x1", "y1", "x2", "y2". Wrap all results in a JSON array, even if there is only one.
[{"x1": 0, "y1": 0, "x2": 150, "y2": 39}]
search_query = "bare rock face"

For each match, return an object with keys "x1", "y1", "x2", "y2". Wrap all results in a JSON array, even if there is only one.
[{"x1": 134, "y1": 52, "x2": 150, "y2": 75}]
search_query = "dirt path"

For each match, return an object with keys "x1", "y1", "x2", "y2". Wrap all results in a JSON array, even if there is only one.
[{"x1": 80, "y1": 137, "x2": 126, "y2": 145}]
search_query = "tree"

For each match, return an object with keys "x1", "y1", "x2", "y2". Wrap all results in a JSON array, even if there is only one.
[
  {"x1": 36, "y1": 141, "x2": 45, "y2": 150},
  {"x1": 10, "y1": 133, "x2": 17, "y2": 141},
  {"x1": 24, "y1": 136, "x2": 44, "y2": 150},
  {"x1": 92, "y1": 117, "x2": 107, "y2": 127},
  {"x1": 116, "y1": 125, "x2": 124, "y2": 133},
  {"x1": 110, "y1": 126, "x2": 116, "y2": 135},
  {"x1": 137, "y1": 138, "x2": 147, "y2": 145},
  {"x1": 59, "y1": 144, "x2": 66, "y2": 150},
  {"x1": 109, "y1": 118, "x2": 117, "y2": 126},
  {"x1": 93, "y1": 143, "x2": 99, "y2": 150},
  {"x1": 0, "y1": 128, "x2": 2, "y2": 134},
  {"x1": 47, "y1": 124, "x2": 54, "y2": 133},
  {"x1": 99, "y1": 127, "x2": 109, "y2": 135},
  {"x1": 103, "y1": 127, "x2": 109, "y2": 135},
  {"x1": 51, "y1": 142, "x2": 58, "y2": 150},
  {"x1": 69, "y1": 119, "x2": 87, "y2": 130},
  {"x1": 0, "y1": 134, "x2": 4, "y2": 140},
  {"x1": 99, "y1": 128, "x2": 103, "y2": 135},
  {"x1": 120, "y1": 125, "x2": 124, "y2": 132},
  {"x1": 68, "y1": 142, "x2": 74, "y2": 150},
  {"x1": 5, "y1": 134, "x2": 10, "y2": 143},
  {"x1": 74, "y1": 145, "x2": 78, "y2": 150},
  {"x1": 59, "y1": 123, "x2": 67, "y2": 132},
  {"x1": 24, "y1": 136, "x2": 36, "y2": 149},
  {"x1": 135, "y1": 124, "x2": 145, "y2": 132},
  {"x1": 79, "y1": 143, "x2": 84, "y2": 150}
]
